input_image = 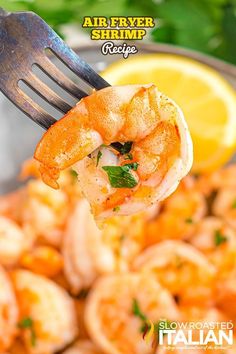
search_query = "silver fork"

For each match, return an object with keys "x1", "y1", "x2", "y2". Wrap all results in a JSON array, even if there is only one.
[{"x1": 0, "y1": 8, "x2": 110, "y2": 130}]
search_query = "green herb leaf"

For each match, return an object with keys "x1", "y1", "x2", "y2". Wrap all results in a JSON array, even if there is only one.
[
  {"x1": 124, "y1": 153, "x2": 133, "y2": 160},
  {"x1": 113, "y1": 206, "x2": 120, "y2": 212},
  {"x1": 102, "y1": 163, "x2": 138, "y2": 188},
  {"x1": 132, "y1": 298, "x2": 147, "y2": 322},
  {"x1": 231, "y1": 200, "x2": 236, "y2": 209},
  {"x1": 96, "y1": 150, "x2": 103, "y2": 167},
  {"x1": 18, "y1": 317, "x2": 36, "y2": 347},
  {"x1": 185, "y1": 217, "x2": 193, "y2": 224},
  {"x1": 124, "y1": 162, "x2": 139, "y2": 171},
  {"x1": 111, "y1": 142, "x2": 133, "y2": 155},
  {"x1": 31, "y1": 330, "x2": 36, "y2": 347},
  {"x1": 70, "y1": 169, "x2": 78, "y2": 179},
  {"x1": 18, "y1": 317, "x2": 33, "y2": 329},
  {"x1": 214, "y1": 230, "x2": 228, "y2": 246}
]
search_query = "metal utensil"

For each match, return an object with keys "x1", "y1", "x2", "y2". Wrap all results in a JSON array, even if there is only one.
[{"x1": 0, "y1": 8, "x2": 110, "y2": 130}]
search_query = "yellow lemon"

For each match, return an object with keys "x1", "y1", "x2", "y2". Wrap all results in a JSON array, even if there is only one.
[{"x1": 101, "y1": 54, "x2": 236, "y2": 173}]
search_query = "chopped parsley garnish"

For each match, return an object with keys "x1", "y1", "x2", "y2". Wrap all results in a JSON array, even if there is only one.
[
  {"x1": 124, "y1": 162, "x2": 138, "y2": 171},
  {"x1": 185, "y1": 217, "x2": 193, "y2": 224},
  {"x1": 214, "y1": 230, "x2": 228, "y2": 246},
  {"x1": 132, "y1": 299, "x2": 172, "y2": 339},
  {"x1": 70, "y1": 169, "x2": 78, "y2": 179},
  {"x1": 111, "y1": 141, "x2": 133, "y2": 155},
  {"x1": 18, "y1": 317, "x2": 33, "y2": 328},
  {"x1": 232, "y1": 200, "x2": 236, "y2": 209},
  {"x1": 102, "y1": 163, "x2": 139, "y2": 188},
  {"x1": 124, "y1": 153, "x2": 133, "y2": 160},
  {"x1": 96, "y1": 150, "x2": 103, "y2": 167},
  {"x1": 132, "y1": 298, "x2": 147, "y2": 322},
  {"x1": 113, "y1": 206, "x2": 120, "y2": 212},
  {"x1": 18, "y1": 317, "x2": 36, "y2": 347}
]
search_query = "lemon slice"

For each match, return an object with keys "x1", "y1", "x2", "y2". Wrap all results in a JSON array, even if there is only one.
[{"x1": 101, "y1": 54, "x2": 236, "y2": 173}]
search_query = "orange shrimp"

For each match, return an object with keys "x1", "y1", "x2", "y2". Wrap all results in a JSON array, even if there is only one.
[{"x1": 35, "y1": 85, "x2": 192, "y2": 218}]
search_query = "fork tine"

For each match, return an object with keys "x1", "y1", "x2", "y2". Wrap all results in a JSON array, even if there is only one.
[
  {"x1": 36, "y1": 57, "x2": 88, "y2": 100},
  {"x1": 24, "y1": 73, "x2": 72, "y2": 114},
  {"x1": 50, "y1": 38, "x2": 110, "y2": 90},
  {"x1": 7, "y1": 84, "x2": 56, "y2": 130}
]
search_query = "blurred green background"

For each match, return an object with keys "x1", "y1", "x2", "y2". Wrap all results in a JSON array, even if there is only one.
[{"x1": 1, "y1": 0, "x2": 236, "y2": 65}]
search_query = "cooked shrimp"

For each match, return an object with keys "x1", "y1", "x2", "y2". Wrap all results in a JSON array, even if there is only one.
[
  {"x1": 20, "y1": 246, "x2": 63, "y2": 278},
  {"x1": 11, "y1": 270, "x2": 77, "y2": 354},
  {"x1": 145, "y1": 177, "x2": 206, "y2": 245},
  {"x1": 21, "y1": 179, "x2": 69, "y2": 247},
  {"x1": 35, "y1": 84, "x2": 193, "y2": 218},
  {"x1": 63, "y1": 199, "x2": 145, "y2": 293},
  {"x1": 85, "y1": 273, "x2": 181, "y2": 354},
  {"x1": 74, "y1": 299, "x2": 89, "y2": 340},
  {"x1": 0, "y1": 189, "x2": 25, "y2": 222},
  {"x1": 7, "y1": 339, "x2": 26, "y2": 354},
  {"x1": 190, "y1": 217, "x2": 236, "y2": 277},
  {"x1": 0, "y1": 265, "x2": 18, "y2": 352},
  {"x1": 190, "y1": 217, "x2": 236, "y2": 251},
  {"x1": 216, "y1": 269, "x2": 236, "y2": 319},
  {"x1": 133, "y1": 240, "x2": 216, "y2": 306},
  {"x1": 197, "y1": 165, "x2": 236, "y2": 196},
  {"x1": 163, "y1": 176, "x2": 206, "y2": 221},
  {"x1": 212, "y1": 187, "x2": 236, "y2": 229},
  {"x1": 0, "y1": 216, "x2": 26, "y2": 267},
  {"x1": 63, "y1": 340, "x2": 102, "y2": 354},
  {"x1": 20, "y1": 158, "x2": 83, "y2": 203},
  {"x1": 63, "y1": 199, "x2": 112, "y2": 293}
]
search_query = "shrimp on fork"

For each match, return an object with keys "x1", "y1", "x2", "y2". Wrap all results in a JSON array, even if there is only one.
[{"x1": 35, "y1": 85, "x2": 193, "y2": 218}]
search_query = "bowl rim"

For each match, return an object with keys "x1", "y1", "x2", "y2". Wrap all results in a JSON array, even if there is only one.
[{"x1": 74, "y1": 42, "x2": 236, "y2": 80}]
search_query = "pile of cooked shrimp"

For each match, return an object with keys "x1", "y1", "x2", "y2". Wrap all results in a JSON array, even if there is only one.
[{"x1": 0, "y1": 160, "x2": 236, "y2": 354}]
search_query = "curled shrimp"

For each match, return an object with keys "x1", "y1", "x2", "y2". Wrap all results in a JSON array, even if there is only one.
[
  {"x1": 216, "y1": 268, "x2": 236, "y2": 319},
  {"x1": 0, "y1": 189, "x2": 25, "y2": 222},
  {"x1": 11, "y1": 270, "x2": 78, "y2": 354},
  {"x1": 63, "y1": 340, "x2": 102, "y2": 354},
  {"x1": 20, "y1": 246, "x2": 63, "y2": 278},
  {"x1": 21, "y1": 179, "x2": 69, "y2": 247},
  {"x1": 212, "y1": 187, "x2": 236, "y2": 229},
  {"x1": 0, "y1": 265, "x2": 18, "y2": 352},
  {"x1": 63, "y1": 199, "x2": 112, "y2": 293},
  {"x1": 0, "y1": 216, "x2": 26, "y2": 267},
  {"x1": 133, "y1": 240, "x2": 216, "y2": 306},
  {"x1": 190, "y1": 217, "x2": 236, "y2": 277},
  {"x1": 34, "y1": 84, "x2": 193, "y2": 218},
  {"x1": 197, "y1": 165, "x2": 236, "y2": 196},
  {"x1": 63, "y1": 199, "x2": 145, "y2": 294},
  {"x1": 85, "y1": 273, "x2": 181, "y2": 354},
  {"x1": 145, "y1": 176, "x2": 206, "y2": 245}
]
